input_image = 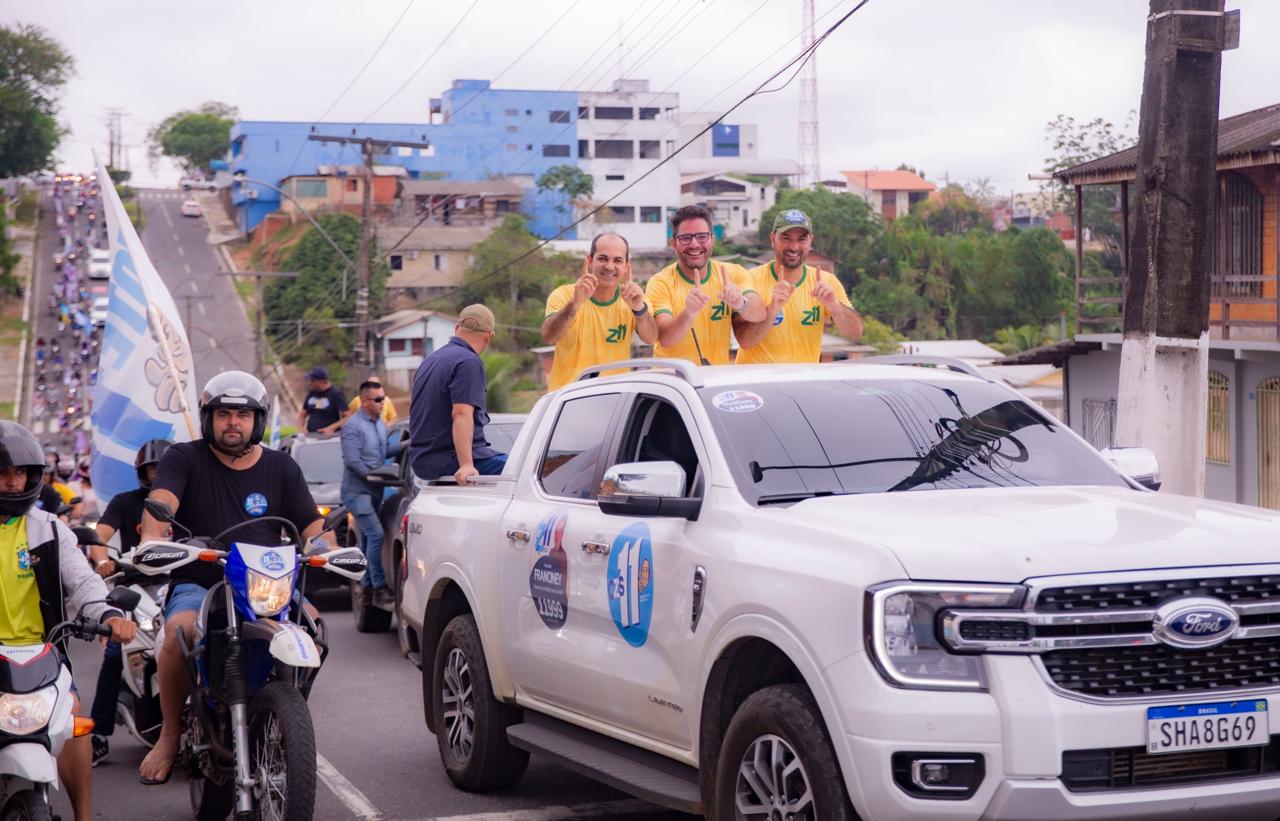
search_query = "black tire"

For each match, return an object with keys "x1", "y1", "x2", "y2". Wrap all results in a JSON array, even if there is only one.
[
  {"x1": 712, "y1": 684, "x2": 856, "y2": 821},
  {"x1": 0, "y1": 791, "x2": 52, "y2": 821},
  {"x1": 249, "y1": 682, "x2": 317, "y2": 821},
  {"x1": 351, "y1": 581, "x2": 393, "y2": 633},
  {"x1": 190, "y1": 772, "x2": 235, "y2": 821},
  {"x1": 430, "y1": 614, "x2": 528, "y2": 791}
]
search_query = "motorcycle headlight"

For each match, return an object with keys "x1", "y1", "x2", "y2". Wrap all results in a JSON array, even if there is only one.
[
  {"x1": 0, "y1": 686, "x2": 58, "y2": 735},
  {"x1": 866, "y1": 583, "x2": 1023, "y2": 691},
  {"x1": 246, "y1": 569, "x2": 294, "y2": 616},
  {"x1": 135, "y1": 613, "x2": 157, "y2": 634}
]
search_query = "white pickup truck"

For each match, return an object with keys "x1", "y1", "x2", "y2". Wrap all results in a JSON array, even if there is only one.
[{"x1": 392, "y1": 357, "x2": 1280, "y2": 820}]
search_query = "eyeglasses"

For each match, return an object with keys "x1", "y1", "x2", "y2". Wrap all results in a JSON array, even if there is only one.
[
  {"x1": 368, "y1": 396, "x2": 386, "y2": 403},
  {"x1": 674, "y1": 232, "x2": 713, "y2": 246}
]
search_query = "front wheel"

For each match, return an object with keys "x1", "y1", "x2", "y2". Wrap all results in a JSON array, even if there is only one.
[
  {"x1": 713, "y1": 684, "x2": 855, "y2": 821},
  {"x1": 0, "y1": 790, "x2": 52, "y2": 821},
  {"x1": 431, "y1": 614, "x2": 528, "y2": 790},
  {"x1": 250, "y1": 681, "x2": 317, "y2": 821}
]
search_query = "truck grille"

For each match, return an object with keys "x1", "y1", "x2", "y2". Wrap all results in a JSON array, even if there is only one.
[
  {"x1": 1042, "y1": 638, "x2": 1280, "y2": 697},
  {"x1": 1061, "y1": 737, "x2": 1280, "y2": 791},
  {"x1": 1036, "y1": 575, "x2": 1280, "y2": 612}
]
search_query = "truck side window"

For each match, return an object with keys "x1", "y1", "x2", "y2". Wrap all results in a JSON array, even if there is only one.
[
  {"x1": 619, "y1": 397, "x2": 700, "y2": 497},
  {"x1": 539, "y1": 394, "x2": 621, "y2": 500}
]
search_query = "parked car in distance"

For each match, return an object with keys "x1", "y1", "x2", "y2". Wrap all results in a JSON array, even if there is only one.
[
  {"x1": 287, "y1": 433, "x2": 355, "y2": 597},
  {"x1": 355, "y1": 413, "x2": 527, "y2": 635},
  {"x1": 178, "y1": 176, "x2": 217, "y2": 191},
  {"x1": 180, "y1": 199, "x2": 202, "y2": 217},
  {"x1": 87, "y1": 248, "x2": 111, "y2": 280},
  {"x1": 90, "y1": 296, "x2": 108, "y2": 327}
]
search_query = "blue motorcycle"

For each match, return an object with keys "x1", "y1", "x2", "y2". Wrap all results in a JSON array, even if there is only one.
[{"x1": 135, "y1": 503, "x2": 366, "y2": 820}]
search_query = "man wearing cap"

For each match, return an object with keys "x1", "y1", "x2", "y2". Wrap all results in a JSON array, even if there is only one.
[
  {"x1": 298, "y1": 367, "x2": 349, "y2": 434},
  {"x1": 646, "y1": 205, "x2": 765, "y2": 365},
  {"x1": 408, "y1": 304, "x2": 507, "y2": 485},
  {"x1": 735, "y1": 209, "x2": 863, "y2": 364},
  {"x1": 541, "y1": 232, "x2": 657, "y2": 390}
]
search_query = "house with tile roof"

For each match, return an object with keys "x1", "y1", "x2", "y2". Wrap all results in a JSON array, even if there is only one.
[{"x1": 840, "y1": 169, "x2": 937, "y2": 220}]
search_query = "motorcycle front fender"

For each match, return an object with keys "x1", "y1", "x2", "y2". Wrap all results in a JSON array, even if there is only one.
[
  {"x1": 0, "y1": 743, "x2": 59, "y2": 787},
  {"x1": 240, "y1": 620, "x2": 321, "y2": 669}
]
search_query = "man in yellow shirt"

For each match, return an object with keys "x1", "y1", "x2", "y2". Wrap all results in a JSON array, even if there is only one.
[
  {"x1": 337, "y1": 374, "x2": 398, "y2": 429},
  {"x1": 736, "y1": 209, "x2": 863, "y2": 363},
  {"x1": 646, "y1": 205, "x2": 765, "y2": 365},
  {"x1": 0, "y1": 420, "x2": 136, "y2": 821},
  {"x1": 541, "y1": 233, "x2": 658, "y2": 390}
]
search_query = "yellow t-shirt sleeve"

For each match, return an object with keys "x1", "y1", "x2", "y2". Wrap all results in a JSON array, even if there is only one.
[
  {"x1": 348, "y1": 397, "x2": 360, "y2": 414},
  {"x1": 727, "y1": 263, "x2": 756, "y2": 296},
  {"x1": 545, "y1": 284, "x2": 573, "y2": 317},
  {"x1": 822, "y1": 271, "x2": 853, "y2": 308},
  {"x1": 647, "y1": 274, "x2": 674, "y2": 317},
  {"x1": 382, "y1": 396, "x2": 398, "y2": 423}
]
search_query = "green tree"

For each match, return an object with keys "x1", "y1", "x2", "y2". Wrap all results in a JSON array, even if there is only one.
[
  {"x1": 263, "y1": 213, "x2": 388, "y2": 366},
  {"x1": 0, "y1": 24, "x2": 73, "y2": 177},
  {"x1": 480, "y1": 351, "x2": 520, "y2": 412},
  {"x1": 991, "y1": 323, "x2": 1053, "y2": 355},
  {"x1": 455, "y1": 215, "x2": 577, "y2": 352},
  {"x1": 913, "y1": 185, "x2": 991, "y2": 235},
  {"x1": 758, "y1": 186, "x2": 880, "y2": 281},
  {"x1": 1042, "y1": 113, "x2": 1135, "y2": 249},
  {"x1": 536, "y1": 164, "x2": 594, "y2": 230},
  {"x1": 147, "y1": 101, "x2": 238, "y2": 173},
  {"x1": 858, "y1": 315, "x2": 901, "y2": 354}
]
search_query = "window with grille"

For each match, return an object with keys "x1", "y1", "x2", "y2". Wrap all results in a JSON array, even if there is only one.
[
  {"x1": 1081, "y1": 399, "x2": 1116, "y2": 451},
  {"x1": 1213, "y1": 172, "x2": 1263, "y2": 298},
  {"x1": 1206, "y1": 371, "x2": 1230, "y2": 464},
  {"x1": 1259, "y1": 377, "x2": 1280, "y2": 511}
]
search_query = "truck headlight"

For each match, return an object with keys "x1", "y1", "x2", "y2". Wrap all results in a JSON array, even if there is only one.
[
  {"x1": 866, "y1": 583, "x2": 1023, "y2": 691},
  {"x1": 0, "y1": 686, "x2": 57, "y2": 735},
  {"x1": 246, "y1": 569, "x2": 294, "y2": 616}
]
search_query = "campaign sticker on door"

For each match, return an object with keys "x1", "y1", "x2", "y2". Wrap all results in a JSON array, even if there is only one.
[
  {"x1": 529, "y1": 509, "x2": 570, "y2": 629},
  {"x1": 712, "y1": 390, "x2": 764, "y2": 413},
  {"x1": 243, "y1": 493, "x2": 268, "y2": 517},
  {"x1": 534, "y1": 510, "x2": 568, "y2": 554},
  {"x1": 607, "y1": 522, "x2": 654, "y2": 647}
]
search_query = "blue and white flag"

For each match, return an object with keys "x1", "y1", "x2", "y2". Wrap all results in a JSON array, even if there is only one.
[
  {"x1": 90, "y1": 153, "x2": 200, "y2": 503},
  {"x1": 266, "y1": 395, "x2": 282, "y2": 449}
]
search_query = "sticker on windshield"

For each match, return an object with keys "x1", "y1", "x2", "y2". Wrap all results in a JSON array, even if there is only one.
[
  {"x1": 712, "y1": 390, "x2": 763, "y2": 413},
  {"x1": 529, "y1": 511, "x2": 569, "y2": 629},
  {"x1": 607, "y1": 523, "x2": 654, "y2": 647}
]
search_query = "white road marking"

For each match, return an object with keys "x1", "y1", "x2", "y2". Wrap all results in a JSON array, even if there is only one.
[
  {"x1": 197, "y1": 302, "x2": 206, "y2": 317},
  {"x1": 183, "y1": 263, "x2": 191, "y2": 274},
  {"x1": 172, "y1": 232, "x2": 180, "y2": 243},
  {"x1": 209, "y1": 337, "x2": 218, "y2": 350},
  {"x1": 190, "y1": 281, "x2": 198, "y2": 293},
  {"x1": 177, "y1": 245, "x2": 185, "y2": 257},
  {"x1": 420, "y1": 800, "x2": 660, "y2": 821},
  {"x1": 161, "y1": 203, "x2": 174, "y2": 229},
  {"x1": 32, "y1": 420, "x2": 45, "y2": 435},
  {"x1": 316, "y1": 754, "x2": 382, "y2": 820}
]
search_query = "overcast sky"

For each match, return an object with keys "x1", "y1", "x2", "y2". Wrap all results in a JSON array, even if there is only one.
[{"x1": 10, "y1": 0, "x2": 1279, "y2": 191}]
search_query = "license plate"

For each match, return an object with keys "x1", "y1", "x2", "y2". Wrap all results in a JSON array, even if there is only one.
[{"x1": 1146, "y1": 700, "x2": 1269, "y2": 755}]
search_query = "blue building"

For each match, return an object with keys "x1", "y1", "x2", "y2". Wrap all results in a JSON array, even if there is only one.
[{"x1": 230, "y1": 80, "x2": 580, "y2": 239}]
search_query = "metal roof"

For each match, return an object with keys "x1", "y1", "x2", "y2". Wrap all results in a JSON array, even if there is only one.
[{"x1": 1057, "y1": 102, "x2": 1280, "y2": 185}]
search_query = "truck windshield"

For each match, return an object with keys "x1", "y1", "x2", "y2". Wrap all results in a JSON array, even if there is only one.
[{"x1": 700, "y1": 378, "x2": 1125, "y2": 505}]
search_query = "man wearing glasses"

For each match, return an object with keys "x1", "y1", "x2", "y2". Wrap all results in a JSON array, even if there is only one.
[
  {"x1": 340, "y1": 379, "x2": 403, "y2": 610},
  {"x1": 646, "y1": 205, "x2": 765, "y2": 364}
]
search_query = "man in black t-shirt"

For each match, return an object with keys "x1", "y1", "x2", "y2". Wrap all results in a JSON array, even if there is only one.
[
  {"x1": 137, "y1": 372, "x2": 328, "y2": 786},
  {"x1": 297, "y1": 366, "x2": 348, "y2": 433}
]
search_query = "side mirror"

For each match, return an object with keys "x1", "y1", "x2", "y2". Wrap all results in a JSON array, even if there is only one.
[
  {"x1": 363, "y1": 464, "x2": 404, "y2": 489},
  {"x1": 322, "y1": 506, "x2": 348, "y2": 533},
  {"x1": 105, "y1": 586, "x2": 141, "y2": 613},
  {"x1": 597, "y1": 461, "x2": 702, "y2": 521},
  {"x1": 1101, "y1": 447, "x2": 1162, "y2": 491},
  {"x1": 144, "y1": 499, "x2": 176, "y2": 523},
  {"x1": 72, "y1": 526, "x2": 103, "y2": 547}
]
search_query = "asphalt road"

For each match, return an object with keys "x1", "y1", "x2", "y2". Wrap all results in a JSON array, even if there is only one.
[{"x1": 64, "y1": 590, "x2": 695, "y2": 821}]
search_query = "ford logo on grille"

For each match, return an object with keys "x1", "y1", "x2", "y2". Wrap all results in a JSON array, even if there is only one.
[{"x1": 1152, "y1": 597, "x2": 1239, "y2": 649}]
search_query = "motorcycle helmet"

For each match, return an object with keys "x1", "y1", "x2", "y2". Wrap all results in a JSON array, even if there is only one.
[
  {"x1": 134, "y1": 439, "x2": 173, "y2": 488},
  {"x1": 199, "y1": 371, "x2": 269, "y2": 450},
  {"x1": 0, "y1": 422, "x2": 47, "y2": 518},
  {"x1": 56, "y1": 458, "x2": 75, "y2": 481}
]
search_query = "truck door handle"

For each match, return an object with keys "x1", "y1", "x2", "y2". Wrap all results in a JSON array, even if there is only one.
[
  {"x1": 506, "y1": 529, "x2": 530, "y2": 543},
  {"x1": 581, "y1": 541, "x2": 610, "y2": 555}
]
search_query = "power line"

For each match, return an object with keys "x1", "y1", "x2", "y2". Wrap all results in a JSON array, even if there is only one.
[
  {"x1": 360, "y1": 0, "x2": 483, "y2": 124},
  {"x1": 409, "y1": 0, "x2": 875, "y2": 311}
]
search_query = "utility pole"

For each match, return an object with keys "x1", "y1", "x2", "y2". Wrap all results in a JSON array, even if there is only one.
[
  {"x1": 797, "y1": 0, "x2": 820, "y2": 188},
  {"x1": 308, "y1": 133, "x2": 431, "y2": 369},
  {"x1": 103, "y1": 109, "x2": 126, "y2": 169},
  {"x1": 1115, "y1": 0, "x2": 1239, "y2": 496}
]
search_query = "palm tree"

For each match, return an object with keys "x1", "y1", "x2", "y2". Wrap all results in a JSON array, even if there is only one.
[
  {"x1": 481, "y1": 351, "x2": 519, "y2": 413},
  {"x1": 991, "y1": 324, "x2": 1051, "y2": 355}
]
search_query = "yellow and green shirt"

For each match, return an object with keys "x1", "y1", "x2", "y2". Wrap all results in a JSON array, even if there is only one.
[
  {"x1": 736, "y1": 263, "x2": 852, "y2": 365},
  {"x1": 545, "y1": 284, "x2": 636, "y2": 390},
  {"x1": 0, "y1": 517, "x2": 43, "y2": 645},
  {"x1": 646, "y1": 261, "x2": 754, "y2": 365}
]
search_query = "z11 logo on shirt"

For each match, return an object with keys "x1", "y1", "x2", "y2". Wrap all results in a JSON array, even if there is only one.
[
  {"x1": 800, "y1": 306, "x2": 821, "y2": 326},
  {"x1": 710, "y1": 302, "x2": 727, "y2": 321},
  {"x1": 604, "y1": 323, "x2": 627, "y2": 344}
]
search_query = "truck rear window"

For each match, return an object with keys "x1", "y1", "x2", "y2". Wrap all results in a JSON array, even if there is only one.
[{"x1": 700, "y1": 378, "x2": 1125, "y2": 505}]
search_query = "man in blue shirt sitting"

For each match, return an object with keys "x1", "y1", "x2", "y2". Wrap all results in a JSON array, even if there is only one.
[
  {"x1": 341, "y1": 380, "x2": 403, "y2": 610},
  {"x1": 409, "y1": 304, "x2": 507, "y2": 485}
]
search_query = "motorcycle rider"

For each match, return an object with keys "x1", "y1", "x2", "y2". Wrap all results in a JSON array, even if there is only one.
[
  {"x1": 137, "y1": 372, "x2": 331, "y2": 786},
  {"x1": 89, "y1": 439, "x2": 172, "y2": 765},
  {"x1": 0, "y1": 421, "x2": 137, "y2": 821}
]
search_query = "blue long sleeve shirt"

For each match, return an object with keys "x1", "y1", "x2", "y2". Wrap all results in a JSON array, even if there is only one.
[{"x1": 341, "y1": 409, "x2": 390, "y2": 498}]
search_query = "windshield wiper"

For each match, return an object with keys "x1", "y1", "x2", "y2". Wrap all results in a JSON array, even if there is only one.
[{"x1": 756, "y1": 491, "x2": 840, "y2": 506}]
